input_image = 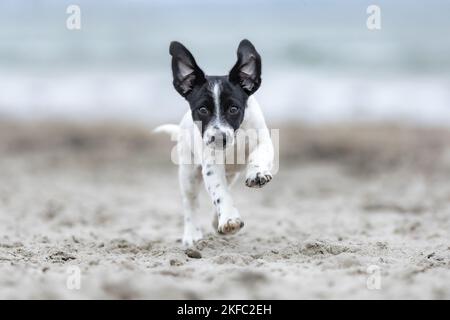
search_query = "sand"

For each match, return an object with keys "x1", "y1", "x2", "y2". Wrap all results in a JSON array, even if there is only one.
[{"x1": 0, "y1": 121, "x2": 449, "y2": 299}]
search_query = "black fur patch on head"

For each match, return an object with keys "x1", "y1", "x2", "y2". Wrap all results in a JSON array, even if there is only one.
[
  {"x1": 169, "y1": 39, "x2": 262, "y2": 137},
  {"x1": 187, "y1": 76, "x2": 248, "y2": 135}
]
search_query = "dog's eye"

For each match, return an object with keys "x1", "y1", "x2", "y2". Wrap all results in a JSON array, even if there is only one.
[
  {"x1": 228, "y1": 106, "x2": 239, "y2": 115},
  {"x1": 198, "y1": 107, "x2": 209, "y2": 115}
]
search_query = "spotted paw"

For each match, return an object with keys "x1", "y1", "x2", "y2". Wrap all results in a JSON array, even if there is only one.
[
  {"x1": 245, "y1": 171, "x2": 272, "y2": 188},
  {"x1": 217, "y1": 218, "x2": 244, "y2": 235}
]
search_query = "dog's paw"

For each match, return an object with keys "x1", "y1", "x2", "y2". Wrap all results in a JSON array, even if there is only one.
[
  {"x1": 217, "y1": 218, "x2": 244, "y2": 235},
  {"x1": 182, "y1": 227, "x2": 203, "y2": 247},
  {"x1": 245, "y1": 171, "x2": 272, "y2": 188}
]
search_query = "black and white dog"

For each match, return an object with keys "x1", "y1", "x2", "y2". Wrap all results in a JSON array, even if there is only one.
[{"x1": 155, "y1": 39, "x2": 274, "y2": 246}]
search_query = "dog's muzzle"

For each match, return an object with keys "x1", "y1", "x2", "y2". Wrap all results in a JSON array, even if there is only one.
[{"x1": 204, "y1": 128, "x2": 235, "y2": 149}]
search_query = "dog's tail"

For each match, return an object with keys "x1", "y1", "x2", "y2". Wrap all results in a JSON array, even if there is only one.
[{"x1": 153, "y1": 124, "x2": 180, "y2": 139}]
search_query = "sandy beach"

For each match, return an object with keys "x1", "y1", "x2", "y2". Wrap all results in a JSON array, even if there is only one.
[{"x1": 0, "y1": 121, "x2": 449, "y2": 299}]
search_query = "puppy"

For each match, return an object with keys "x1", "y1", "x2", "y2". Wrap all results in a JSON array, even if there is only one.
[{"x1": 155, "y1": 39, "x2": 274, "y2": 246}]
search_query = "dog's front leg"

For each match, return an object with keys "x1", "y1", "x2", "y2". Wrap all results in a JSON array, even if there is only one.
[
  {"x1": 202, "y1": 161, "x2": 244, "y2": 235},
  {"x1": 245, "y1": 128, "x2": 274, "y2": 188}
]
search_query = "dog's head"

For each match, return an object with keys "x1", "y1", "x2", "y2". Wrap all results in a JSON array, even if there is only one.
[{"x1": 170, "y1": 39, "x2": 261, "y2": 149}]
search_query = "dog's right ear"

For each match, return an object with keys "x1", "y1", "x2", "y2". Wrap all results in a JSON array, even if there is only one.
[{"x1": 170, "y1": 41, "x2": 206, "y2": 98}]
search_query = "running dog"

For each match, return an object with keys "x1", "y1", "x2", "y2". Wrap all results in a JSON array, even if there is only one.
[{"x1": 154, "y1": 39, "x2": 274, "y2": 246}]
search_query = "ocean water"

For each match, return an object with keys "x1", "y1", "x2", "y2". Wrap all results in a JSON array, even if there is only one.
[{"x1": 0, "y1": 0, "x2": 449, "y2": 124}]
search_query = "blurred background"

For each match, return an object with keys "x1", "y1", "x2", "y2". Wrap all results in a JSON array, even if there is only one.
[
  {"x1": 1, "y1": 0, "x2": 450, "y2": 124},
  {"x1": 1, "y1": 0, "x2": 450, "y2": 300}
]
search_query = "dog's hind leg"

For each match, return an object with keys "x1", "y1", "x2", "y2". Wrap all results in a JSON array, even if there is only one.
[{"x1": 179, "y1": 164, "x2": 203, "y2": 246}]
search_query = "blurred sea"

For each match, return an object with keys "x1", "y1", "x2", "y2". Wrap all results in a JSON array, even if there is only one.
[{"x1": 0, "y1": 0, "x2": 449, "y2": 124}]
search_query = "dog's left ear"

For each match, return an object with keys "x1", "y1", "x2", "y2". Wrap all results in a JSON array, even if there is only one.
[{"x1": 229, "y1": 39, "x2": 262, "y2": 95}]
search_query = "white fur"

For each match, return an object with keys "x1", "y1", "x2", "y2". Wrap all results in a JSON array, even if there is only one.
[
  {"x1": 203, "y1": 82, "x2": 234, "y2": 147},
  {"x1": 153, "y1": 124, "x2": 180, "y2": 137},
  {"x1": 213, "y1": 82, "x2": 221, "y2": 115},
  {"x1": 155, "y1": 96, "x2": 274, "y2": 246}
]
